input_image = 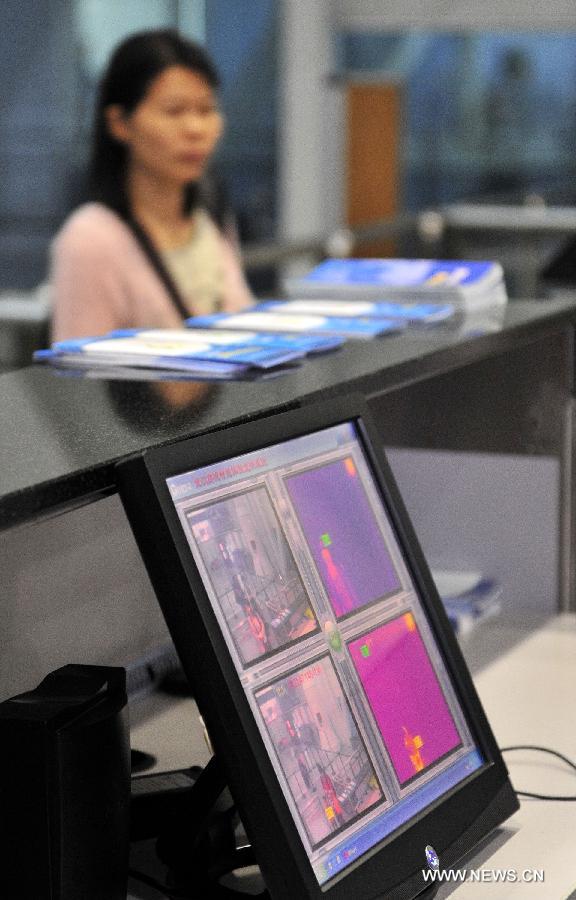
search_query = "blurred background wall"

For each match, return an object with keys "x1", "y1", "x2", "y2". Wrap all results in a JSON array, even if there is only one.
[{"x1": 1, "y1": 1, "x2": 576, "y2": 296}]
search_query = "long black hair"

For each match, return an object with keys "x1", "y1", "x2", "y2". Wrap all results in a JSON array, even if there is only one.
[
  {"x1": 89, "y1": 29, "x2": 224, "y2": 223},
  {"x1": 88, "y1": 29, "x2": 228, "y2": 316}
]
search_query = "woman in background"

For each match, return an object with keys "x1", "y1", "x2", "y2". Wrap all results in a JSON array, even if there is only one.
[{"x1": 50, "y1": 29, "x2": 253, "y2": 341}]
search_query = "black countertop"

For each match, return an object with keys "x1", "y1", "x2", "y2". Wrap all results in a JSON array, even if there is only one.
[{"x1": 2, "y1": 299, "x2": 576, "y2": 532}]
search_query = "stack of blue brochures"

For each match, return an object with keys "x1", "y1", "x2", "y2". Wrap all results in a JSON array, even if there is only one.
[
  {"x1": 284, "y1": 258, "x2": 508, "y2": 312},
  {"x1": 162, "y1": 326, "x2": 344, "y2": 355},
  {"x1": 252, "y1": 298, "x2": 455, "y2": 325},
  {"x1": 186, "y1": 310, "x2": 405, "y2": 339},
  {"x1": 109, "y1": 327, "x2": 345, "y2": 356},
  {"x1": 432, "y1": 569, "x2": 502, "y2": 638},
  {"x1": 34, "y1": 327, "x2": 337, "y2": 377}
]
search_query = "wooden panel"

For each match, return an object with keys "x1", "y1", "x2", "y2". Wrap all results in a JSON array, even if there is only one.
[{"x1": 346, "y1": 82, "x2": 401, "y2": 256}]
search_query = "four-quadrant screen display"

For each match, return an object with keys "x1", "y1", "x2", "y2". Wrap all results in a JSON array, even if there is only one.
[{"x1": 166, "y1": 422, "x2": 483, "y2": 885}]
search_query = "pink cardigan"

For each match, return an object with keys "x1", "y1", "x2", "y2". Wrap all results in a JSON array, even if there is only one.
[{"x1": 50, "y1": 203, "x2": 253, "y2": 341}]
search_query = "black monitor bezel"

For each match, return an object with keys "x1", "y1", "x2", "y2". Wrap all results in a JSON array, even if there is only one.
[{"x1": 116, "y1": 395, "x2": 518, "y2": 899}]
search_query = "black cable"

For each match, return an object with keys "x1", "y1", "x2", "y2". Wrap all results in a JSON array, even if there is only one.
[
  {"x1": 501, "y1": 744, "x2": 576, "y2": 801},
  {"x1": 501, "y1": 744, "x2": 576, "y2": 773}
]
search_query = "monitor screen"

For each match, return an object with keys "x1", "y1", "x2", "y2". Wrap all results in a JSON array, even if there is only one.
[{"x1": 164, "y1": 421, "x2": 484, "y2": 886}]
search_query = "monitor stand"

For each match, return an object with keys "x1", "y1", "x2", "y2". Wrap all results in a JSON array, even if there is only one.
[
  {"x1": 140, "y1": 755, "x2": 440, "y2": 900},
  {"x1": 150, "y1": 755, "x2": 270, "y2": 898}
]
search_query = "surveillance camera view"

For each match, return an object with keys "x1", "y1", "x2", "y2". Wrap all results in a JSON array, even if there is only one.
[
  {"x1": 348, "y1": 613, "x2": 462, "y2": 787},
  {"x1": 255, "y1": 655, "x2": 383, "y2": 848},
  {"x1": 284, "y1": 457, "x2": 401, "y2": 619},
  {"x1": 186, "y1": 487, "x2": 318, "y2": 666},
  {"x1": 166, "y1": 421, "x2": 483, "y2": 887}
]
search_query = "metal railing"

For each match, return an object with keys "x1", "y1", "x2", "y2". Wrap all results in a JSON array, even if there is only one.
[
  {"x1": 241, "y1": 210, "x2": 444, "y2": 272},
  {"x1": 241, "y1": 202, "x2": 576, "y2": 295}
]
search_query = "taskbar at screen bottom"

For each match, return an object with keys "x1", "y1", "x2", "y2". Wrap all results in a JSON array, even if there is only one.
[{"x1": 314, "y1": 749, "x2": 484, "y2": 886}]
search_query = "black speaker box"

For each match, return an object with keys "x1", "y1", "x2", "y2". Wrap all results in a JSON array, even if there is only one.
[{"x1": 0, "y1": 664, "x2": 130, "y2": 899}]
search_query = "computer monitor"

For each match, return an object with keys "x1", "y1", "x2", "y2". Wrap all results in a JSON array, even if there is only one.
[{"x1": 117, "y1": 395, "x2": 518, "y2": 899}]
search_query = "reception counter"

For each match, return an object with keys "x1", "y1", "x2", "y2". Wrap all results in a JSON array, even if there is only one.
[{"x1": 1, "y1": 298, "x2": 575, "y2": 698}]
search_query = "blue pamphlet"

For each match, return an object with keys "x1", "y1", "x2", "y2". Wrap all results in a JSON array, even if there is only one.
[
  {"x1": 162, "y1": 325, "x2": 345, "y2": 354},
  {"x1": 35, "y1": 331, "x2": 306, "y2": 374},
  {"x1": 284, "y1": 258, "x2": 507, "y2": 311},
  {"x1": 254, "y1": 298, "x2": 455, "y2": 325},
  {"x1": 187, "y1": 310, "x2": 405, "y2": 340},
  {"x1": 432, "y1": 569, "x2": 502, "y2": 637},
  {"x1": 298, "y1": 258, "x2": 497, "y2": 287}
]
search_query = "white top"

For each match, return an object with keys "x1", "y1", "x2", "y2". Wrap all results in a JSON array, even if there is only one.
[{"x1": 161, "y1": 209, "x2": 226, "y2": 317}]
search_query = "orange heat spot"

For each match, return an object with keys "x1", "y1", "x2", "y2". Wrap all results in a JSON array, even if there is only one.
[
  {"x1": 344, "y1": 458, "x2": 357, "y2": 477},
  {"x1": 404, "y1": 612, "x2": 416, "y2": 632},
  {"x1": 403, "y1": 725, "x2": 425, "y2": 772}
]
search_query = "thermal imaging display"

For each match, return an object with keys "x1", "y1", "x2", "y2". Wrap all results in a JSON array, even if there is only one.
[
  {"x1": 186, "y1": 487, "x2": 318, "y2": 667},
  {"x1": 165, "y1": 420, "x2": 484, "y2": 886},
  {"x1": 348, "y1": 613, "x2": 462, "y2": 786},
  {"x1": 255, "y1": 656, "x2": 383, "y2": 848},
  {"x1": 285, "y1": 457, "x2": 401, "y2": 618}
]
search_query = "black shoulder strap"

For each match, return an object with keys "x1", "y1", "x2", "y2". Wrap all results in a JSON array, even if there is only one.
[{"x1": 125, "y1": 216, "x2": 191, "y2": 321}]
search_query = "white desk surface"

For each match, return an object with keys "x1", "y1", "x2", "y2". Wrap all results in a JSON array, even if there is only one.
[
  {"x1": 130, "y1": 614, "x2": 576, "y2": 899},
  {"x1": 442, "y1": 613, "x2": 576, "y2": 900}
]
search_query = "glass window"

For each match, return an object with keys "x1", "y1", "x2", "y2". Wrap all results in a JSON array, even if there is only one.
[{"x1": 338, "y1": 30, "x2": 576, "y2": 210}]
